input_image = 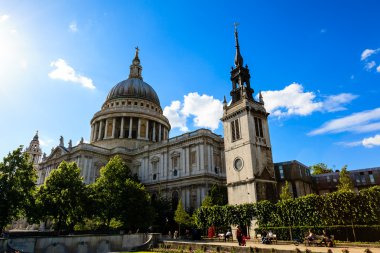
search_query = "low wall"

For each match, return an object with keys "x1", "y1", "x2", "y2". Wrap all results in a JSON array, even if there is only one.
[{"x1": 3, "y1": 233, "x2": 161, "y2": 253}]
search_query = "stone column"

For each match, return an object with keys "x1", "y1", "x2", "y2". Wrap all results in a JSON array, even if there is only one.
[
  {"x1": 112, "y1": 118, "x2": 116, "y2": 138},
  {"x1": 129, "y1": 117, "x2": 133, "y2": 138},
  {"x1": 146, "y1": 120, "x2": 149, "y2": 140},
  {"x1": 92, "y1": 122, "x2": 99, "y2": 141},
  {"x1": 98, "y1": 121, "x2": 103, "y2": 140},
  {"x1": 198, "y1": 145, "x2": 202, "y2": 171},
  {"x1": 137, "y1": 118, "x2": 141, "y2": 139},
  {"x1": 197, "y1": 188, "x2": 201, "y2": 208},
  {"x1": 104, "y1": 119, "x2": 109, "y2": 139},
  {"x1": 152, "y1": 122, "x2": 156, "y2": 141},
  {"x1": 207, "y1": 145, "x2": 211, "y2": 172},
  {"x1": 186, "y1": 147, "x2": 190, "y2": 175},
  {"x1": 158, "y1": 124, "x2": 162, "y2": 141},
  {"x1": 182, "y1": 148, "x2": 186, "y2": 175},
  {"x1": 120, "y1": 117, "x2": 125, "y2": 138},
  {"x1": 90, "y1": 124, "x2": 94, "y2": 142}
]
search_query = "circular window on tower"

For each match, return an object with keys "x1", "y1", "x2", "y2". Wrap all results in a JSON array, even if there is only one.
[{"x1": 233, "y1": 157, "x2": 244, "y2": 171}]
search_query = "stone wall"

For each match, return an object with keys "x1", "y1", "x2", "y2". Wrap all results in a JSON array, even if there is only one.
[{"x1": 3, "y1": 233, "x2": 160, "y2": 253}]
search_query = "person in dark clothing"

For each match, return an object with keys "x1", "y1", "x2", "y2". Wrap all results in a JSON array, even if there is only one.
[{"x1": 236, "y1": 225, "x2": 243, "y2": 246}]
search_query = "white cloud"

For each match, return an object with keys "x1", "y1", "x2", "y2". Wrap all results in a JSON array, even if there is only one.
[
  {"x1": 69, "y1": 21, "x2": 78, "y2": 32},
  {"x1": 361, "y1": 48, "x2": 379, "y2": 61},
  {"x1": 377, "y1": 65, "x2": 380, "y2": 73},
  {"x1": 362, "y1": 134, "x2": 380, "y2": 148},
  {"x1": 163, "y1": 101, "x2": 188, "y2": 132},
  {"x1": 261, "y1": 83, "x2": 356, "y2": 117},
  {"x1": 0, "y1": 14, "x2": 9, "y2": 22},
  {"x1": 338, "y1": 134, "x2": 380, "y2": 148},
  {"x1": 48, "y1": 59, "x2": 95, "y2": 90},
  {"x1": 322, "y1": 93, "x2": 358, "y2": 112},
  {"x1": 309, "y1": 107, "x2": 380, "y2": 135},
  {"x1": 181, "y1": 92, "x2": 223, "y2": 130},
  {"x1": 365, "y1": 61, "x2": 376, "y2": 70},
  {"x1": 163, "y1": 92, "x2": 223, "y2": 132},
  {"x1": 261, "y1": 83, "x2": 322, "y2": 117}
]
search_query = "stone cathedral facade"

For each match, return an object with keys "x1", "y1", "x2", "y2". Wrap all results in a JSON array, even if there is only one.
[
  {"x1": 32, "y1": 48, "x2": 226, "y2": 211},
  {"x1": 30, "y1": 28, "x2": 276, "y2": 211}
]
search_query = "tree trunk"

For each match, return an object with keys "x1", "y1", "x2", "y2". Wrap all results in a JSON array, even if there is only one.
[{"x1": 351, "y1": 221, "x2": 356, "y2": 242}]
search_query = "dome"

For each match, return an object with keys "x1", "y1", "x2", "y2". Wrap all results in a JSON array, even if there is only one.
[{"x1": 106, "y1": 78, "x2": 161, "y2": 106}]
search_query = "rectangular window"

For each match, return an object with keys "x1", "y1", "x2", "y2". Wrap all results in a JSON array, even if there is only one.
[
  {"x1": 190, "y1": 151, "x2": 197, "y2": 165},
  {"x1": 254, "y1": 117, "x2": 264, "y2": 138},
  {"x1": 327, "y1": 176, "x2": 331, "y2": 183},
  {"x1": 172, "y1": 157, "x2": 178, "y2": 168},
  {"x1": 369, "y1": 174, "x2": 375, "y2": 184},
  {"x1": 279, "y1": 165, "x2": 284, "y2": 179},
  {"x1": 231, "y1": 119, "x2": 240, "y2": 141}
]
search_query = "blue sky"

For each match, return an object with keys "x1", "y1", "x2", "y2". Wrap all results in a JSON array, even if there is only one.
[{"x1": 1, "y1": 0, "x2": 379, "y2": 170}]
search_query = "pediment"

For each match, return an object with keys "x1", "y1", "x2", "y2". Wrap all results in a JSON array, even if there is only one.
[{"x1": 48, "y1": 146, "x2": 68, "y2": 160}]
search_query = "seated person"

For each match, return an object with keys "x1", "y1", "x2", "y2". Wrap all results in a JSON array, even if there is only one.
[
  {"x1": 267, "y1": 230, "x2": 273, "y2": 240},
  {"x1": 305, "y1": 229, "x2": 316, "y2": 245},
  {"x1": 321, "y1": 229, "x2": 332, "y2": 247},
  {"x1": 261, "y1": 230, "x2": 270, "y2": 244},
  {"x1": 225, "y1": 230, "x2": 232, "y2": 241}
]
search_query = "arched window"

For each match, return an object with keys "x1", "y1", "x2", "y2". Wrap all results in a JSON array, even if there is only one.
[{"x1": 173, "y1": 169, "x2": 178, "y2": 176}]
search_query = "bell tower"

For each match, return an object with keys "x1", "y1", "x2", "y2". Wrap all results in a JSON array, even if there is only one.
[
  {"x1": 222, "y1": 25, "x2": 276, "y2": 205},
  {"x1": 25, "y1": 131, "x2": 42, "y2": 167}
]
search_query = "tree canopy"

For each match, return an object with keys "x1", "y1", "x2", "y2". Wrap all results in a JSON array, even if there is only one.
[
  {"x1": 337, "y1": 165, "x2": 354, "y2": 192},
  {"x1": 174, "y1": 199, "x2": 193, "y2": 234},
  {"x1": 0, "y1": 147, "x2": 37, "y2": 232},
  {"x1": 36, "y1": 161, "x2": 88, "y2": 232},
  {"x1": 92, "y1": 155, "x2": 153, "y2": 230},
  {"x1": 310, "y1": 163, "x2": 333, "y2": 175},
  {"x1": 279, "y1": 181, "x2": 293, "y2": 200}
]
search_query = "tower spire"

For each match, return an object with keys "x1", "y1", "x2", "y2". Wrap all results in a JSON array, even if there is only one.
[
  {"x1": 229, "y1": 23, "x2": 253, "y2": 104},
  {"x1": 234, "y1": 22, "x2": 243, "y2": 67},
  {"x1": 129, "y1": 46, "x2": 143, "y2": 79}
]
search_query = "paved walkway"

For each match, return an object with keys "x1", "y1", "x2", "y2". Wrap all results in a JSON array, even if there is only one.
[{"x1": 164, "y1": 239, "x2": 380, "y2": 253}]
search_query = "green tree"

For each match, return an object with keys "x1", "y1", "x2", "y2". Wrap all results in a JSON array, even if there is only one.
[
  {"x1": 0, "y1": 147, "x2": 37, "y2": 232},
  {"x1": 201, "y1": 196, "x2": 214, "y2": 207},
  {"x1": 118, "y1": 179, "x2": 154, "y2": 230},
  {"x1": 92, "y1": 155, "x2": 136, "y2": 228},
  {"x1": 174, "y1": 199, "x2": 192, "y2": 235},
  {"x1": 92, "y1": 155, "x2": 153, "y2": 230},
  {"x1": 36, "y1": 161, "x2": 88, "y2": 232},
  {"x1": 310, "y1": 163, "x2": 333, "y2": 175},
  {"x1": 279, "y1": 181, "x2": 293, "y2": 200},
  {"x1": 208, "y1": 184, "x2": 228, "y2": 206},
  {"x1": 151, "y1": 196, "x2": 173, "y2": 233},
  {"x1": 337, "y1": 165, "x2": 354, "y2": 192}
]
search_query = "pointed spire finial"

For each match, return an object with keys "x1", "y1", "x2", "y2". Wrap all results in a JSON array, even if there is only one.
[
  {"x1": 259, "y1": 91, "x2": 264, "y2": 104},
  {"x1": 135, "y1": 46, "x2": 139, "y2": 58},
  {"x1": 233, "y1": 22, "x2": 243, "y2": 67},
  {"x1": 33, "y1": 130, "x2": 39, "y2": 141},
  {"x1": 129, "y1": 46, "x2": 143, "y2": 79}
]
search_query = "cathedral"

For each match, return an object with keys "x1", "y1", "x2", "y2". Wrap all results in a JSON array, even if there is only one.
[{"x1": 27, "y1": 28, "x2": 277, "y2": 211}]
